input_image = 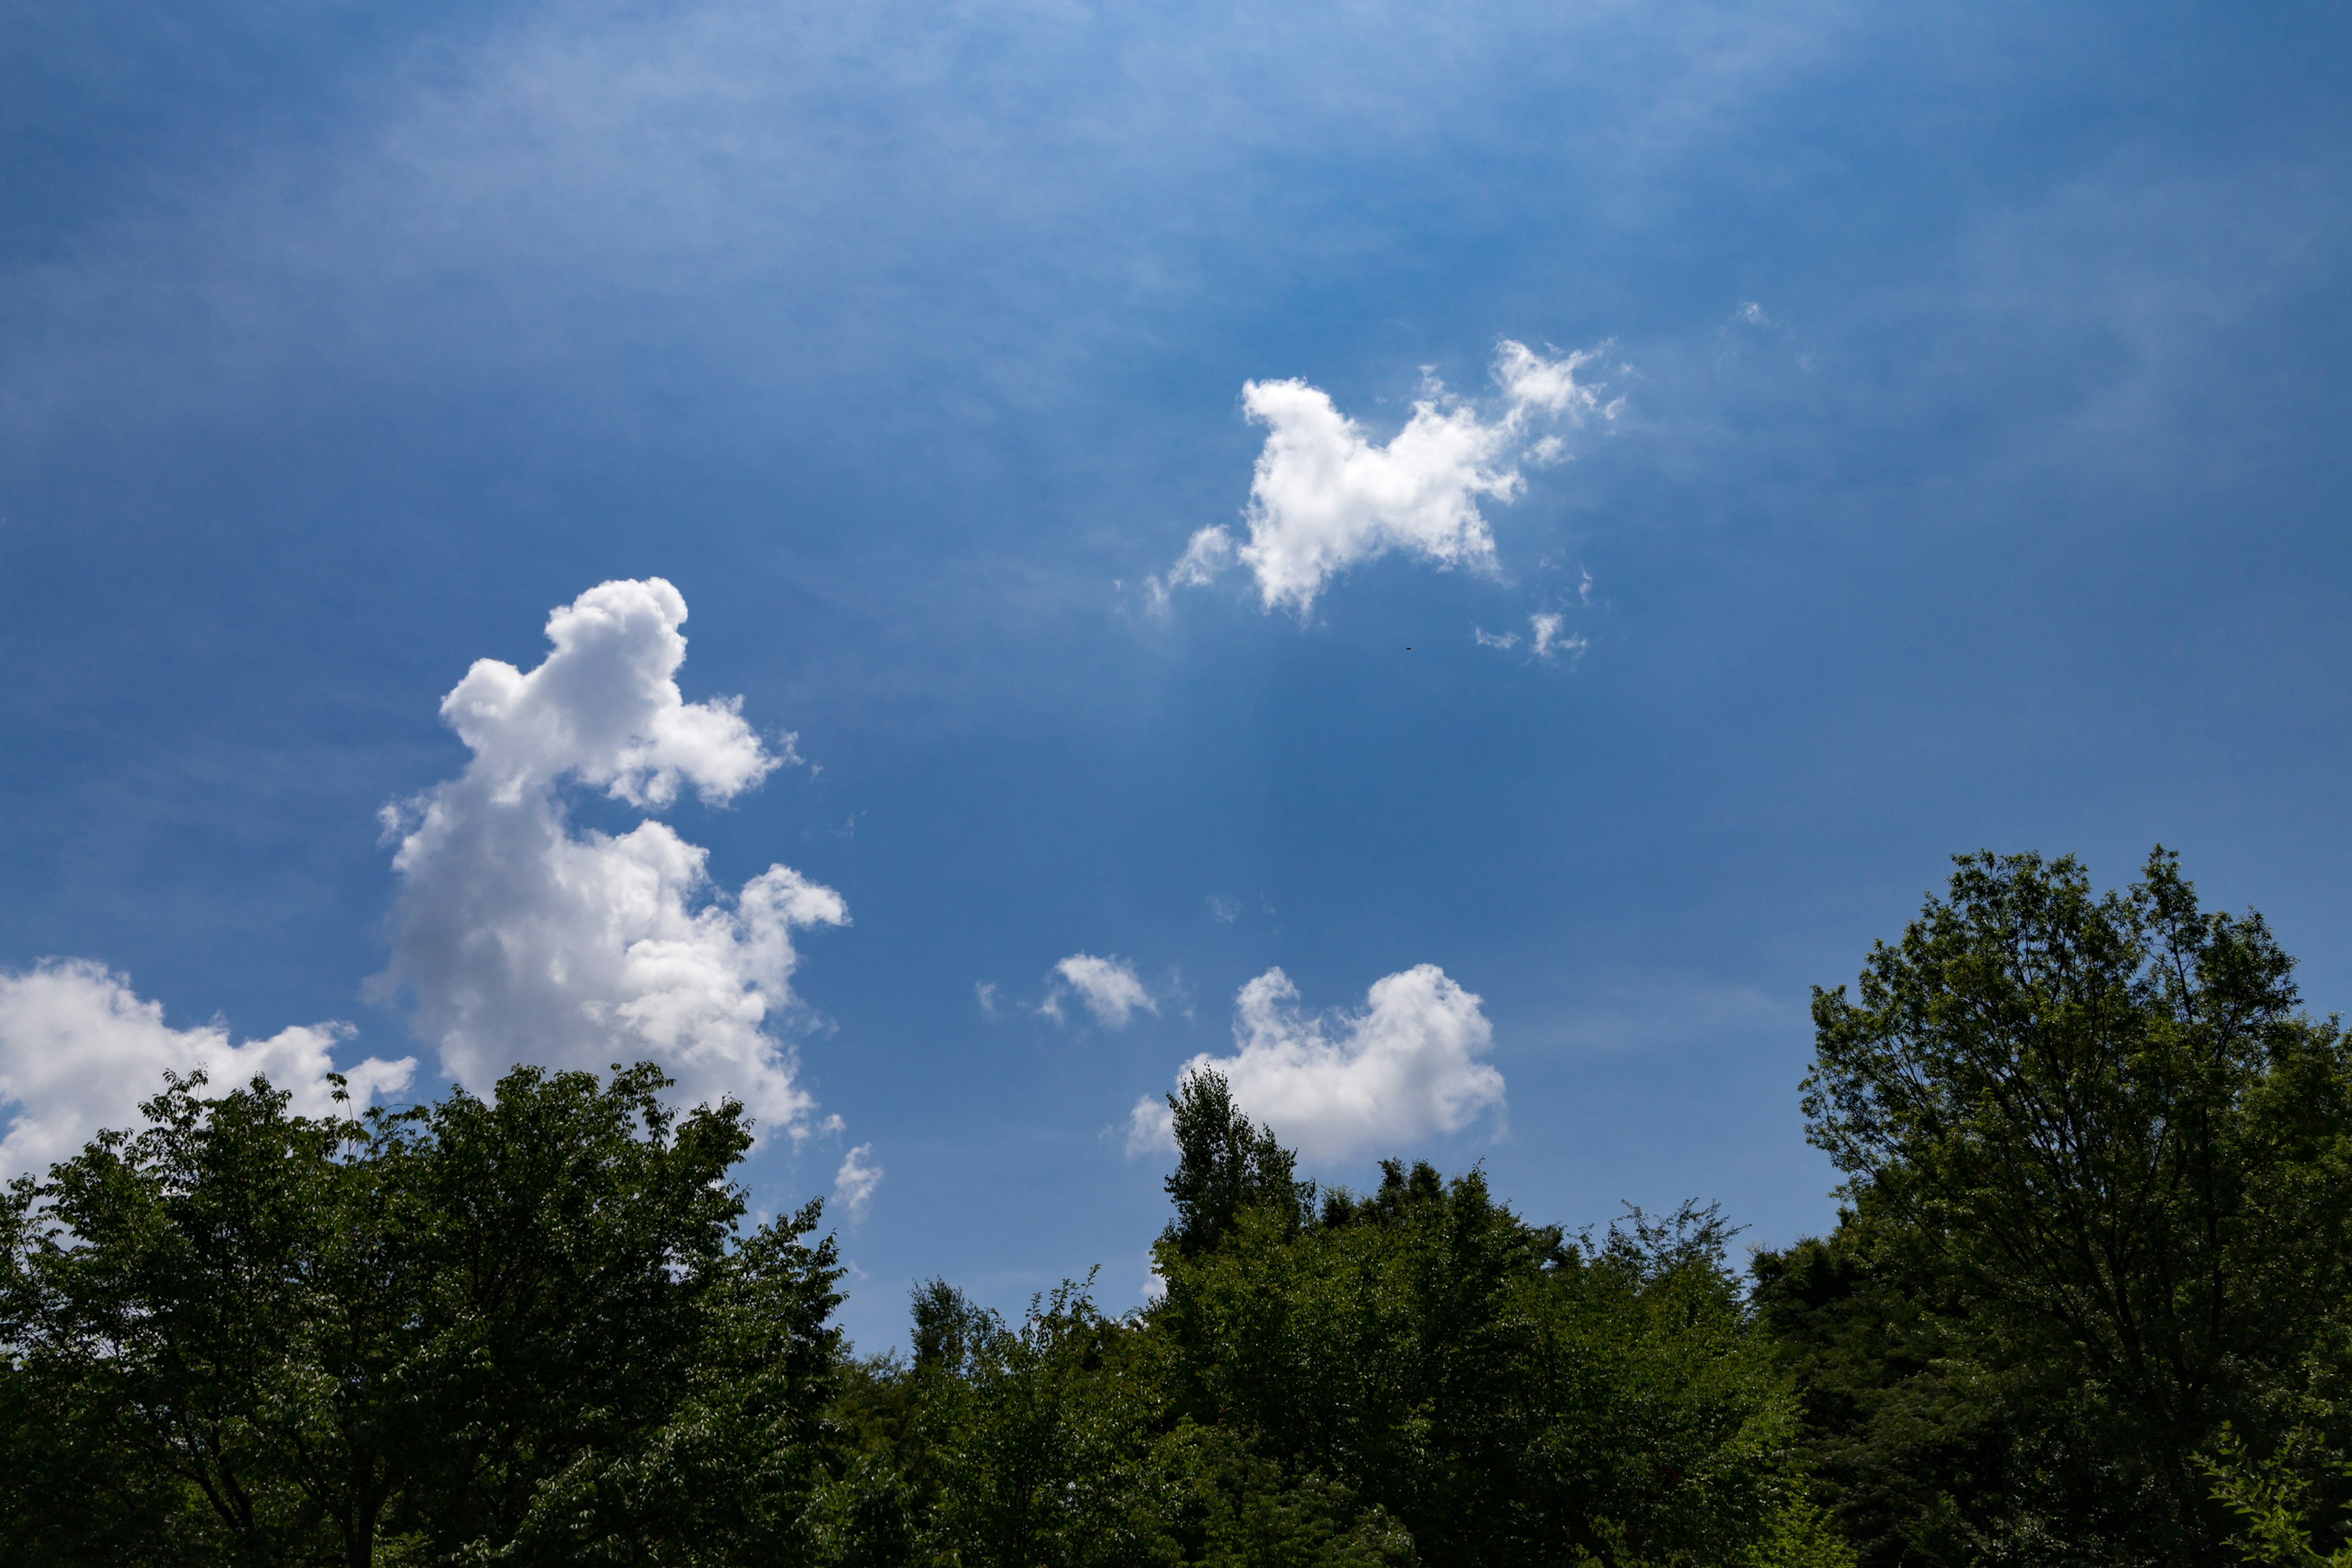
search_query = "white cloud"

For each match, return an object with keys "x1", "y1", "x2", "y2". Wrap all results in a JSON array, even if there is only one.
[
  {"x1": 0, "y1": 959, "x2": 416, "y2": 1180},
  {"x1": 1491, "y1": 339, "x2": 1608, "y2": 417},
  {"x1": 440, "y1": 578, "x2": 780, "y2": 810},
  {"x1": 1050, "y1": 953, "x2": 1155, "y2": 1028},
  {"x1": 834, "y1": 1142, "x2": 882, "y2": 1221},
  {"x1": 1126, "y1": 963, "x2": 1504, "y2": 1163},
  {"x1": 1477, "y1": 614, "x2": 1585, "y2": 660},
  {"x1": 1736, "y1": 300, "x2": 1770, "y2": 325},
  {"x1": 1126, "y1": 1098, "x2": 1173, "y2": 1153},
  {"x1": 975, "y1": 981, "x2": 1000, "y2": 1019},
  {"x1": 377, "y1": 578, "x2": 845, "y2": 1140},
  {"x1": 1169, "y1": 526, "x2": 1237, "y2": 590},
  {"x1": 1159, "y1": 340, "x2": 1618, "y2": 617},
  {"x1": 1530, "y1": 613, "x2": 1586, "y2": 662}
]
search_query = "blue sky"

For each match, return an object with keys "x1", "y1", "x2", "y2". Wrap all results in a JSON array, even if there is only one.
[{"x1": 3, "y1": 0, "x2": 2348, "y2": 1349}]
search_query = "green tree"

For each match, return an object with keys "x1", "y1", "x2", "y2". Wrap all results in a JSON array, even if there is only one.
[
  {"x1": 0, "y1": 1070, "x2": 430, "y2": 1566},
  {"x1": 1749, "y1": 1218, "x2": 2049, "y2": 1564},
  {"x1": 834, "y1": 1273, "x2": 1423, "y2": 1568},
  {"x1": 914, "y1": 1273, "x2": 1174, "y2": 1567},
  {"x1": 0, "y1": 1061, "x2": 845, "y2": 1567},
  {"x1": 1779, "y1": 848, "x2": 2352, "y2": 1564},
  {"x1": 1162, "y1": 1068, "x2": 1312, "y2": 1257},
  {"x1": 1153, "y1": 1074, "x2": 1816, "y2": 1567},
  {"x1": 2204, "y1": 1423, "x2": 2352, "y2": 1566},
  {"x1": 816, "y1": 1074, "x2": 1831, "y2": 1566}
]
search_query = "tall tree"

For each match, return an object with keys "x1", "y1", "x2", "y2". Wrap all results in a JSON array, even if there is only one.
[
  {"x1": 821, "y1": 1091, "x2": 1843, "y2": 1566},
  {"x1": 0, "y1": 1062, "x2": 845, "y2": 1567},
  {"x1": 1155, "y1": 1152, "x2": 1831, "y2": 1567},
  {"x1": 1162, "y1": 1069, "x2": 1311, "y2": 1257},
  {"x1": 0, "y1": 1071, "x2": 426, "y2": 1566},
  {"x1": 1784, "y1": 848, "x2": 2352, "y2": 1564}
]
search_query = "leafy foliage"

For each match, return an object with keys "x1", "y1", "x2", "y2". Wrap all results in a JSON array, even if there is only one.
[
  {"x1": 812, "y1": 1073, "x2": 1839, "y2": 1567},
  {"x1": 21, "y1": 845, "x2": 2352, "y2": 1568},
  {"x1": 1763, "y1": 848, "x2": 2352, "y2": 1565},
  {"x1": 2204, "y1": 1425, "x2": 2352, "y2": 1567},
  {"x1": 0, "y1": 1063, "x2": 842, "y2": 1567},
  {"x1": 0, "y1": 1059, "x2": 1836, "y2": 1567}
]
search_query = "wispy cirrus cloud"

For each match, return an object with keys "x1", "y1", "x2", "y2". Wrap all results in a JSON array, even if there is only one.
[{"x1": 1476, "y1": 609, "x2": 1588, "y2": 662}]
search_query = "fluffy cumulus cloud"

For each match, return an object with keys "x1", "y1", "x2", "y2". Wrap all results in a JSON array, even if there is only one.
[
  {"x1": 378, "y1": 579, "x2": 845, "y2": 1139},
  {"x1": 1158, "y1": 341, "x2": 1618, "y2": 617},
  {"x1": 0, "y1": 959, "x2": 415, "y2": 1180},
  {"x1": 1046, "y1": 953, "x2": 1155, "y2": 1028},
  {"x1": 1128, "y1": 963, "x2": 1504, "y2": 1163}
]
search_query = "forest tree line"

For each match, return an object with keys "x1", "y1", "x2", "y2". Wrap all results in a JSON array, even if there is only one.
[{"x1": 6, "y1": 848, "x2": 2352, "y2": 1566}]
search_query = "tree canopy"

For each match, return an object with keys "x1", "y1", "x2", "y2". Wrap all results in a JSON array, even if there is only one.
[
  {"x1": 9, "y1": 846, "x2": 2352, "y2": 1567},
  {"x1": 0, "y1": 1062, "x2": 843, "y2": 1567},
  {"x1": 1759, "y1": 848, "x2": 2352, "y2": 1565}
]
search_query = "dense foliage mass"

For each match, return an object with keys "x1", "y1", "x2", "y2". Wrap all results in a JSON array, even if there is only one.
[
  {"x1": 4, "y1": 848, "x2": 2351, "y2": 1565},
  {"x1": 1754, "y1": 850, "x2": 2352, "y2": 1566},
  {"x1": 0, "y1": 1063, "x2": 845, "y2": 1566}
]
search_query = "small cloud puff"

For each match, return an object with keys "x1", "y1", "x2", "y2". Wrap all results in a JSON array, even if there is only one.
[
  {"x1": 1156, "y1": 339, "x2": 1621, "y2": 617},
  {"x1": 1128, "y1": 963, "x2": 1504, "y2": 1164},
  {"x1": 0, "y1": 960, "x2": 415, "y2": 1180},
  {"x1": 1530, "y1": 613, "x2": 1586, "y2": 660},
  {"x1": 1491, "y1": 339, "x2": 1610, "y2": 416},
  {"x1": 834, "y1": 1143, "x2": 883, "y2": 1222},
  {"x1": 1046, "y1": 954, "x2": 1156, "y2": 1028},
  {"x1": 1157, "y1": 526, "x2": 1235, "y2": 605}
]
